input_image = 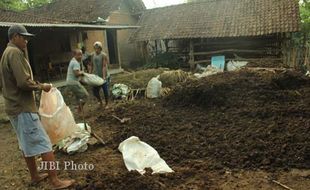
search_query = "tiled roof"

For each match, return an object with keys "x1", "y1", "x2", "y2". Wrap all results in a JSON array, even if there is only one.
[
  {"x1": 130, "y1": 0, "x2": 301, "y2": 41},
  {"x1": 0, "y1": 8, "x2": 69, "y2": 24},
  {"x1": 0, "y1": 8, "x2": 140, "y2": 29},
  {"x1": 24, "y1": 0, "x2": 145, "y2": 23}
]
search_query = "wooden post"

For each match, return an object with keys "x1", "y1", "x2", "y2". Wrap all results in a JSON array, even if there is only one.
[
  {"x1": 281, "y1": 33, "x2": 288, "y2": 67},
  {"x1": 305, "y1": 46, "x2": 309, "y2": 70},
  {"x1": 116, "y1": 30, "x2": 122, "y2": 69},
  {"x1": 155, "y1": 40, "x2": 158, "y2": 68},
  {"x1": 164, "y1": 39, "x2": 169, "y2": 52},
  {"x1": 189, "y1": 39, "x2": 195, "y2": 71},
  {"x1": 103, "y1": 30, "x2": 111, "y2": 65}
]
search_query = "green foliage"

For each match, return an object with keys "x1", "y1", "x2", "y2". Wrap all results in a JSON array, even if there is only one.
[
  {"x1": 292, "y1": 0, "x2": 310, "y2": 47},
  {"x1": 0, "y1": 0, "x2": 25, "y2": 10},
  {"x1": 300, "y1": 0, "x2": 310, "y2": 32},
  {"x1": 0, "y1": 0, "x2": 52, "y2": 11},
  {"x1": 25, "y1": 0, "x2": 52, "y2": 9}
]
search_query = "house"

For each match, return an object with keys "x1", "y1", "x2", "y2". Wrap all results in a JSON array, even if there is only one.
[
  {"x1": 25, "y1": 0, "x2": 145, "y2": 69},
  {"x1": 0, "y1": 7, "x2": 140, "y2": 82},
  {"x1": 130, "y1": 0, "x2": 301, "y2": 69}
]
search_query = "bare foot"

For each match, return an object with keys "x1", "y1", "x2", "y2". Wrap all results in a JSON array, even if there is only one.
[
  {"x1": 30, "y1": 173, "x2": 48, "y2": 185},
  {"x1": 50, "y1": 179, "x2": 75, "y2": 190}
]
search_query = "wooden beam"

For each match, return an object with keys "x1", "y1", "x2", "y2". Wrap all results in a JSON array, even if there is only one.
[
  {"x1": 193, "y1": 57, "x2": 282, "y2": 65},
  {"x1": 193, "y1": 49, "x2": 280, "y2": 56}
]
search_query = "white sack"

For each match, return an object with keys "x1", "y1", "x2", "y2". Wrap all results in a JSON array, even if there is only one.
[
  {"x1": 80, "y1": 73, "x2": 105, "y2": 86},
  {"x1": 118, "y1": 136, "x2": 174, "y2": 175},
  {"x1": 146, "y1": 76, "x2": 162, "y2": 98},
  {"x1": 226, "y1": 61, "x2": 248, "y2": 71},
  {"x1": 112, "y1": 84, "x2": 130, "y2": 99},
  {"x1": 39, "y1": 88, "x2": 78, "y2": 144}
]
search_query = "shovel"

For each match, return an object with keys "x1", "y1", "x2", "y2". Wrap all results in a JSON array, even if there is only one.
[
  {"x1": 80, "y1": 100, "x2": 105, "y2": 145},
  {"x1": 112, "y1": 115, "x2": 131, "y2": 124}
]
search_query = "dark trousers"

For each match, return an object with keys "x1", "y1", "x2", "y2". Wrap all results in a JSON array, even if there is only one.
[{"x1": 92, "y1": 79, "x2": 109, "y2": 103}]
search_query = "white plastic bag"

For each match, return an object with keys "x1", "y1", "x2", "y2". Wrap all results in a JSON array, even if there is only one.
[
  {"x1": 146, "y1": 75, "x2": 162, "y2": 98},
  {"x1": 80, "y1": 73, "x2": 105, "y2": 86},
  {"x1": 118, "y1": 136, "x2": 174, "y2": 175},
  {"x1": 226, "y1": 61, "x2": 248, "y2": 71},
  {"x1": 39, "y1": 88, "x2": 78, "y2": 144},
  {"x1": 112, "y1": 84, "x2": 130, "y2": 99}
]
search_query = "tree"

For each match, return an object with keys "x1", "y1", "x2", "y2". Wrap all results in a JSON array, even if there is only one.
[
  {"x1": 294, "y1": 0, "x2": 310, "y2": 47},
  {"x1": 0, "y1": 0, "x2": 25, "y2": 10},
  {"x1": 300, "y1": 0, "x2": 310, "y2": 34},
  {"x1": 0, "y1": 0, "x2": 52, "y2": 11},
  {"x1": 24, "y1": 0, "x2": 52, "y2": 9}
]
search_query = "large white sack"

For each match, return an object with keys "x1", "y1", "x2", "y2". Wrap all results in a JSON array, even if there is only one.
[
  {"x1": 146, "y1": 75, "x2": 162, "y2": 98},
  {"x1": 118, "y1": 136, "x2": 174, "y2": 175},
  {"x1": 39, "y1": 88, "x2": 78, "y2": 144},
  {"x1": 80, "y1": 73, "x2": 105, "y2": 86}
]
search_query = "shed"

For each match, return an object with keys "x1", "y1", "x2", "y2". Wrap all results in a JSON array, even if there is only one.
[{"x1": 130, "y1": 0, "x2": 301, "y2": 68}]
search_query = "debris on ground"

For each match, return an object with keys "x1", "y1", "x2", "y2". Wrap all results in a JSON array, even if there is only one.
[
  {"x1": 226, "y1": 61, "x2": 248, "y2": 71},
  {"x1": 246, "y1": 59, "x2": 288, "y2": 68},
  {"x1": 194, "y1": 65, "x2": 223, "y2": 78},
  {"x1": 159, "y1": 69, "x2": 189, "y2": 87},
  {"x1": 56, "y1": 123, "x2": 91, "y2": 154},
  {"x1": 112, "y1": 115, "x2": 131, "y2": 124},
  {"x1": 2, "y1": 67, "x2": 310, "y2": 189},
  {"x1": 112, "y1": 68, "x2": 168, "y2": 89}
]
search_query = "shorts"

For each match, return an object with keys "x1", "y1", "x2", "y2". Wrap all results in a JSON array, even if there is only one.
[
  {"x1": 66, "y1": 82, "x2": 89, "y2": 103},
  {"x1": 9, "y1": 112, "x2": 53, "y2": 157}
]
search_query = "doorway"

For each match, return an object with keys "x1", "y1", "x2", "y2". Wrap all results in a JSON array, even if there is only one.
[{"x1": 106, "y1": 29, "x2": 119, "y2": 65}]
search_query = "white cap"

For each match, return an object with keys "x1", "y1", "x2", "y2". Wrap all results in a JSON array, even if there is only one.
[{"x1": 93, "y1": 41, "x2": 102, "y2": 48}]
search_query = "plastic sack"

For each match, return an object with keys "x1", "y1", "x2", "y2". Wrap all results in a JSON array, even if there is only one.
[
  {"x1": 112, "y1": 84, "x2": 130, "y2": 99},
  {"x1": 80, "y1": 73, "x2": 105, "y2": 86},
  {"x1": 146, "y1": 75, "x2": 162, "y2": 98},
  {"x1": 194, "y1": 65, "x2": 223, "y2": 78},
  {"x1": 57, "y1": 123, "x2": 91, "y2": 154},
  {"x1": 118, "y1": 136, "x2": 174, "y2": 175},
  {"x1": 226, "y1": 61, "x2": 248, "y2": 71},
  {"x1": 38, "y1": 88, "x2": 78, "y2": 144}
]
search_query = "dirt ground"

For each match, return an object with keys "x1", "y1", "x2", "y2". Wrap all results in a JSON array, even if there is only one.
[{"x1": 0, "y1": 68, "x2": 310, "y2": 190}]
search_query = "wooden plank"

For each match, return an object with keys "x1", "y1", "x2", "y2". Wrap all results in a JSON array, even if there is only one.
[
  {"x1": 193, "y1": 57, "x2": 282, "y2": 65},
  {"x1": 193, "y1": 49, "x2": 280, "y2": 56}
]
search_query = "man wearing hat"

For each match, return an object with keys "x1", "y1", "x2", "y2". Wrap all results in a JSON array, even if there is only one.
[{"x1": 0, "y1": 25, "x2": 75, "y2": 189}]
